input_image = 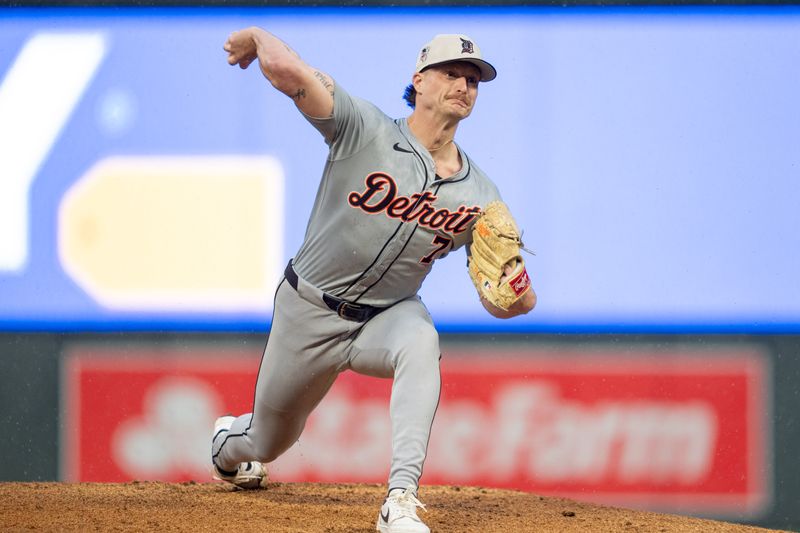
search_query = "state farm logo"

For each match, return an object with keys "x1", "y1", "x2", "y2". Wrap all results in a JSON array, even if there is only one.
[
  {"x1": 110, "y1": 377, "x2": 222, "y2": 478},
  {"x1": 65, "y1": 348, "x2": 768, "y2": 517},
  {"x1": 451, "y1": 383, "x2": 716, "y2": 485},
  {"x1": 271, "y1": 380, "x2": 717, "y2": 487}
]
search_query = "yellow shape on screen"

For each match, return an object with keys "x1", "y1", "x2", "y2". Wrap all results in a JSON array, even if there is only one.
[{"x1": 58, "y1": 156, "x2": 284, "y2": 312}]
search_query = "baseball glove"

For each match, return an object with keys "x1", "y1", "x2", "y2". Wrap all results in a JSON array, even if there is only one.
[{"x1": 468, "y1": 201, "x2": 531, "y2": 311}]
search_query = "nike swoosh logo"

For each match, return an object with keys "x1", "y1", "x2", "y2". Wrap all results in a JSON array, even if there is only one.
[
  {"x1": 393, "y1": 142, "x2": 413, "y2": 154},
  {"x1": 380, "y1": 508, "x2": 390, "y2": 523}
]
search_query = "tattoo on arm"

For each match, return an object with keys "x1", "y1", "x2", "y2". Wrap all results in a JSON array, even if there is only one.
[
  {"x1": 313, "y1": 71, "x2": 334, "y2": 96},
  {"x1": 291, "y1": 88, "x2": 307, "y2": 100}
]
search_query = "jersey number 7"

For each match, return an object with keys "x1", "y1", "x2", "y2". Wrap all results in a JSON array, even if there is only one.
[{"x1": 420, "y1": 235, "x2": 453, "y2": 265}]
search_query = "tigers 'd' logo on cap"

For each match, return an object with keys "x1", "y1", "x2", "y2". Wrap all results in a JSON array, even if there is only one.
[{"x1": 460, "y1": 38, "x2": 474, "y2": 54}]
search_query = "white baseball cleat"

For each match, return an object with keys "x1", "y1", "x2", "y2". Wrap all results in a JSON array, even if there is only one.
[
  {"x1": 212, "y1": 460, "x2": 268, "y2": 489},
  {"x1": 376, "y1": 485, "x2": 430, "y2": 533},
  {"x1": 211, "y1": 415, "x2": 268, "y2": 489}
]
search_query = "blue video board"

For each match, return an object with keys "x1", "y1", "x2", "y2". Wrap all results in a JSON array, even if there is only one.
[{"x1": 1, "y1": 7, "x2": 799, "y2": 332}]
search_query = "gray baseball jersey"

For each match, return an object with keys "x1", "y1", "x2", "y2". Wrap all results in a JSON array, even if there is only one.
[
  {"x1": 293, "y1": 84, "x2": 501, "y2": 306},
  {"x1": 213, "y1": 82, "x2": 502, "y2": 494}
]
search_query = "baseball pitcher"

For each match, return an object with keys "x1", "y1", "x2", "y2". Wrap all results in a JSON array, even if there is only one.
[{"x1": 212, "y1": 27, "x2": 537, "y2": 533}]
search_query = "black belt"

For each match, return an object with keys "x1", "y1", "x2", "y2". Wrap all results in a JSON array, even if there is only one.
[{"x1": 284, "y1": 262, "x2": 387, "y2": 322}]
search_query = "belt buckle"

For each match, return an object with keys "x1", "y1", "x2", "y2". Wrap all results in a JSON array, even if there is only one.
[{"x1": 337, "y1": 301, "x2": 363, "y2": 321}]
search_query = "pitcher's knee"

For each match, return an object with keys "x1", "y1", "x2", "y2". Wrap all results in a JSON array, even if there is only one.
[
  {"x1": 252, "y1": 445, "x2": 284, "y2": 464},
  {"x1": 251, "y1": 429, "x2": 300, "y2": 463},
  {"x1": 249, "y1": 412, "x2": 306, "y2": 463}
]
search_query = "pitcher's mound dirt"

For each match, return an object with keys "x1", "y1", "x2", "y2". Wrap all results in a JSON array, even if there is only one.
[{"x1": 0, "y1": 481, "x2": 787, "y2": 532}]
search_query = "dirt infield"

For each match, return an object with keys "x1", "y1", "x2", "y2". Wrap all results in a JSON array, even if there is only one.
[{"x1": 0, "y1": 481, "x2": 788, "y2": 532}]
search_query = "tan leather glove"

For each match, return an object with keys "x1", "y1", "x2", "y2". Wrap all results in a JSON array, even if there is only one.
[{"x1": 468, "y1": 201, "x2": 531, "y2": 311}]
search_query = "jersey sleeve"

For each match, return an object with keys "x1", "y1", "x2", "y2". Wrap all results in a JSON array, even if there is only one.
[{"x1": 301, "y1": 82, "x2": 384, "y2": 160}]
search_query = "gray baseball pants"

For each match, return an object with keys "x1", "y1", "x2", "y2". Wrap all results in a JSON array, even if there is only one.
[{"x1": 212, "y1": 268, "x2": 441, "y2": 490}]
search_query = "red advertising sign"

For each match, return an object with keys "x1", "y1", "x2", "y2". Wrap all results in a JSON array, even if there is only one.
[
  {"x1": 61, "y1": 346, "x2": 263, "y2": 484},
  {"x1": 61, "y1": 343, "x2": 770, "y2": 518}
]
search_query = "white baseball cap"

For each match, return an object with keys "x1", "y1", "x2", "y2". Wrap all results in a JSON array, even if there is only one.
[{"x1": 415, "y1": 34, "x2": 497, "y2": 82}]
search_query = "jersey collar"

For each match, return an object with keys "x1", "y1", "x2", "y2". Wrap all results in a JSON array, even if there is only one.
[{"x1": 396, "y1": 118, "x2": 471, "y2": 183}]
